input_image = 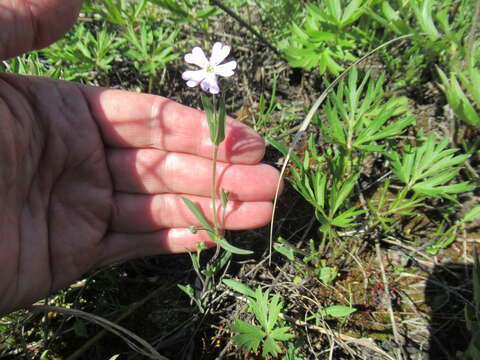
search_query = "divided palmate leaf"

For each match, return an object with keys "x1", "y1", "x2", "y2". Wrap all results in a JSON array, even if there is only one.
[
  {"x1": 388, "y1": 135, "x2": 472, "y2": 198},
  {"x1": 231, "y1": 320, "x2": 265, "y2": 353}
]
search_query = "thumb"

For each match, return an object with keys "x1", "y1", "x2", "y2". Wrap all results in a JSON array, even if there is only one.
[{"x1": 0, "y1": 0, "x2": 83, "y2": 60}]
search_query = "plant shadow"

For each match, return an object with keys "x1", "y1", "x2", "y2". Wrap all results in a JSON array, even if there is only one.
[{"x1": 425, "y1": 262, "x2": 474, "y2": 359}]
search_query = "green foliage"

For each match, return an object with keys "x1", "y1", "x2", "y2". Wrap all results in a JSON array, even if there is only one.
[
  {"x1": 387, "y1": 134, "x2": 472, "y2": 199},
  {"x1": 319, "y1": 68, "x2": 414, "y2": 153},
  {"x1": 180, "y1": 93, "x2": 252, "y2": 257},
  {"x1": 223, "y1": 279, "x2": 256, "y2": 298},
  {"x1": 3, "y1": 0, "x2": 479, "y2": 358},
  {"x1": 181, "y1": 197, "x2": 252, "y2": 255},
  {"x1": 367, "y1": 0, "x2": 470, "y2": 62},
  {"x1": 41, "y1": 24, "x2": 122, "y2": 81},
  {"x1": 366, "y1": 0, "x2": 477, "y2": 86},
  {"x1": 85, "y1": 0, "x2": 149, "y2": 25},
  {"x1": 201, "y1": 94, "x2": 226, "y2": 145},
  {"x1": 438, "y1": 66, "x2": 480, "y2": 129},
  {"x1": 280, "y1": 1, "x2": 372, "y2": 75},
  {"x1": 269, "y1": 68, "x2": 415, "y2": 250},
  {"x1": 0, "y1": 53, "x2": 61, "y2": 78},
  {"x1": 426, "y1": 205, "x2": 480, "y2": 255},
  {"x1": 148, "y1": 0, "x2": 219, "y2": 28},
  {"x1": 315, "y1": 265, "x2": 338, "y2": 284},
  {"x1": 178, "y1": 283, "x2": 204, "y2": 312},
  {"x1": 254, "y1": 74, "x2": 282, "y2": 131},
  {"x1": 253, "y1": 0, "x2": 304, "y2": 41},
  {"x1": 317, "y1": 305, "x2": 356, "y2": 318},
  {"x1": 123, "y1": 25, "x2": 178, "y2": 76},
  {"x1": 225, "y1": 282, "x2": 294, "y2": 357}
]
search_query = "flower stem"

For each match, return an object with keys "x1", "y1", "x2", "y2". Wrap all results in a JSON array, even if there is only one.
[
  {"x1": 211, "y1": 145, "x2": 219, "y2": 235},
  {"x1": 147, "y1": 73, "x2": 156, "y2": 94},
  {"x1": 211, "y1": 94, "x2": 219, "y2": 235}
]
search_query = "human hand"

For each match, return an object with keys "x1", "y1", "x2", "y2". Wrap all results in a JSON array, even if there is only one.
[{"x1": 0, "y1": 0, "x2": 279, "y2": 314}]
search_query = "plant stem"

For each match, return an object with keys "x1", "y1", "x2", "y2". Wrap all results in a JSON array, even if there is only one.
[
  {"x1": 148, "y1": 73, "x2": 156, "y2": 94},
  {"x1": 466, "y1": 0, "x2": 480, "y2": 69},
  {"x1": 211, "y1": 94, "x2": 219, "y2": 235},
  {"x1": 212, "y1": 146, "x2": 219, "y2": 235}
]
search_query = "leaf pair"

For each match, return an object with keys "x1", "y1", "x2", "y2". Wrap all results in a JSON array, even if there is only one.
[
  {"x1": 201, "y1": 94, "x2": 226, "y2": 146},
  {"x1": 182, "y1": 198, "x2": 252, "y2": 255}
]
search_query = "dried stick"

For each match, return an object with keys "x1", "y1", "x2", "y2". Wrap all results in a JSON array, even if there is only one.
[{"x1": 374, "y1": 238, "x2": 407, "y2": 359}]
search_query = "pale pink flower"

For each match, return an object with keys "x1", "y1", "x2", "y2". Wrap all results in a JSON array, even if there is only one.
[{"x1": 182, "y1": 42, "x2": 237, "y2": 94}]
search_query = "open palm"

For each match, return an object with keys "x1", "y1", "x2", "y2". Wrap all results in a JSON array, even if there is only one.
[{"x1": 0, "y1": 0, "x2": 278, "y2": 314}]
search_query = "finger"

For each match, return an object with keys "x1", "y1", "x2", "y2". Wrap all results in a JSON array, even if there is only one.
[
  {"x1": 111, "y1": 193, "x2": 273, "y2": 232},
  {"x1": 81, "y1": 86, "x2": 265, "y2": 164},
  {"x1": 97, "y1": 228, "x2": 218, "y2": 266},
  {"x1": 107, "y1": 148, "x2": 280, "y2": 201},
  {"x1": 0, "y1": 0, "x2": 82, "y2": 60}
]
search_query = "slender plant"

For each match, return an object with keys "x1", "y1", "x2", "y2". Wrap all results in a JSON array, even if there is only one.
[{"x1": 178, "y1": 42, "x2": 253, "y2": 312}]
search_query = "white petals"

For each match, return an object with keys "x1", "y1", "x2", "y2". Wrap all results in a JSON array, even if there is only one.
[
  {"x1": 214, "y1": 60, "x2": 237, "y2": 77},
  {"x1": 201, "y1": 73, "x2": 219, "y2": 94},
  {"x1": 186, "y1": 80, "x2": 199, "y2": 87},
  {"x1": 182, "y1": 42, "x2": 236, "y2": 93},
  {"x1": 210, "y1": 42, "x2": 231, "y2": 65},
  {"x1": 185, "y1": 47, "x2": 209, "y2": 68},
  {"x1": 182, "y1": 69, "x2": 207, "y2": 83}
]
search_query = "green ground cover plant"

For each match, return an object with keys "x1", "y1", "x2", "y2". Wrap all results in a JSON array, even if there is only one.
[{"x1": 1, "y1": 0, "x2": 480, "y2": 359}]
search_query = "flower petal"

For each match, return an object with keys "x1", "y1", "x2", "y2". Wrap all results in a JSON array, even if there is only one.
[
  {"x1": 185, "y1": 47, "x2": 209, "y2": 68},
  {"x1": 182, "y1": 69, "x2": 207, "y2": 86},
  {"x1": 210, "y1": 42, "x2": 231, "y2": 65},
  {"x1": 215, "y1": 60, "x2": 237, "y2": 77},
  {"x1": 200, "y1": 73, "x2": 219, "y2": 94},
  {"x1": 186, "y1": 80, "x2": 199, "y2": 87}
]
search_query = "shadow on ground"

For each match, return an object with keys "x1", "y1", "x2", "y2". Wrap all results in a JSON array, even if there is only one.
[{"x1": 425, "y1": 262, "x2": 473, "y2": 360}]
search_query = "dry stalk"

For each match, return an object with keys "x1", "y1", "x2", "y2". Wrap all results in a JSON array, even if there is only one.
[{"x1": 374, "y1": 238, "x2": 407, "y2": 359}]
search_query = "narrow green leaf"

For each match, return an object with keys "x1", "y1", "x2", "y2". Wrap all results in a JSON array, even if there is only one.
[
  {"x1": 223, "y1": 279, "x2": 256, "y2": 298},
  {"x1": 274, "y1": 244, "x2": 295, "y2": 261},
  {"x1": 262, "y1": 335, "x2": 282, "y2": 357},
  {"x1": 177, "y1": 284, "x2": 194, "y2": 298},
  {"x1": 213, "y1": 97, "x2": 226, "y2": 145},
  {"x1": 221, "y1": 189, "x2": 229, "y2": 208},
  {"x1": 266, "y1": 294, "x2": 282, "y2": 332},
  {"x1": 462, "y1": 206, "x2": 480, "y2": 224},
  {"x1": 270, "y1": 326, "x2": 295, "y2": 341},
  {"x1": 181, "y1": 197, "x2": 213, "y2": 233},
  {"x1": 266, "y1": 137, "x2": 302, "y2": 168},
  {"x1": 318, "y1": 305, "x2": 356, "y2": 318},
  {"x1": 216, "y1": 237, "x2": 253, "y2": 255},
  {"x1": 332, "y1": 174, "x2": 360, "y2": 215}
]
